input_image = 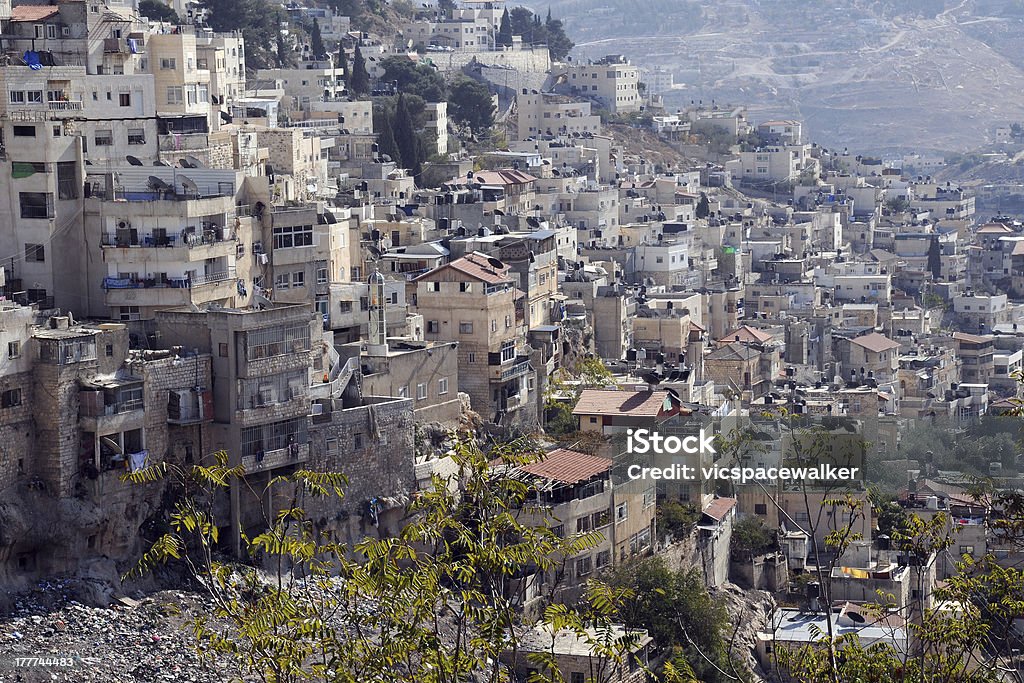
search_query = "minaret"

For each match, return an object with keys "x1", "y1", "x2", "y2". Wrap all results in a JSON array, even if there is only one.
[{"x1": 366, "y1": 269, "x2": 388, "y2": 356}]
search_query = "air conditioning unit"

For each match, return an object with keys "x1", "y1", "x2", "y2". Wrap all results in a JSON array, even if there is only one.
[
  {"x1": 117, "y1": 220, "x2": 131, "y2": 230},
  {"x1": 310, "y1": 403, "x2": 324, "y2": 416}
]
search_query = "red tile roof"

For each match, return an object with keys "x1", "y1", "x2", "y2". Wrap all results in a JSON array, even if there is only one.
[
  {"x1": 572, "y1": 389, "x2": 675, "y2": 418},
  {"x1": 703, "y1": 497, "x2": 737, "y2": 522},
  {"x1": 11, "y1": 6, "x2": 59, "y2": 21},
  {"x1": 952, "y1": 331, "x2": 991, "y2": 345},
  {"x1": 717, "y1": 325, "x2": 773, "y2": 345},
  {"x1": 849, "y1": 332, "x2": 900, "y2": 353},
  {"x1": 414, "y1": 251, "x2": 511, "y2": 285},
  {"x1": 518, "y1": 448, "x2": 613, "y2": 484}
]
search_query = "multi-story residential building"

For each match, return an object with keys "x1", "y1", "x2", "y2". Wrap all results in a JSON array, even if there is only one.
[
  {"x1": 503, "y1": 448, "x2": 655, "y2": 609},
  {"x1": 952, "y1": 293, "x2": 1008, "y2": 333},
  {"x1": 153, "y1": 303, "x2": 322, "y2": 555},
  {"x1": 834, "y1": 332, "x2": 901, "y2": 382},
  {"x1": 733, "y1": 145, "x2": 815, "y2": 184},
  {"x1": 953, "y1": 332, "x2": 995, "y2": 385},
  {"x1": 515, "y1": 91, "x2": 602, "y2": 141},
  {"x1": 562, "y1": 55, "x2": 641, "y2": 114},
  {"x1": 80, "y1": 166, "x2": 253, "y2": 323},
  {"x1": 413, "y1": 252, "x2": 537, "y2": 425},
  {"x1": 756, "y1": 120, "x2": 802, "y2": 145}
]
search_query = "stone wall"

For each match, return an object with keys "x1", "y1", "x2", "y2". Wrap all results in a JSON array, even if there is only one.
[
  {"x1": 0, "y1": 370, "x2": 35, "y2": 492},
  {"x1": 308, "y1": 396, "x2": 415, "y2": 546}
]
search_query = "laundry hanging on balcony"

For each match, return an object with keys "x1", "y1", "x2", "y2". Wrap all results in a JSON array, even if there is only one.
[{"x1": 128, "y1": 450, "x2": 149, "y2": 473}]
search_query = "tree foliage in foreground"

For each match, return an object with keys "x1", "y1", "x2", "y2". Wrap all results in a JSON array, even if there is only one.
[{"x1": 124, "y1": 438, "x2": 694, "y2": 683}]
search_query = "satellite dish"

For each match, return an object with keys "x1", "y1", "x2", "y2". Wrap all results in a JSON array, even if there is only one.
[
  {"x1": 486, "y1": 257, "x2": 504, "y2": 270},
  {"x1": 125, "y1": 155, "x2": 143, "y2": 166},
  {"x1": 101, "y1": 436, "x2": 122, "y2": 454},
  {"x1": 154, "y1": 159, "x2": 170, "y2": 167},
  {"x1": 526, "y1": 217, "x2": 540, "y2": 228},
  {"x1": 185, "y1": 155, "x2": 204, "y2": 168},
  {"x1": 179, "y1": 174, "x2": 199, "y2": 196},
  {"x1": 494, "y1": 209, "x2": 504, "y2": 216},
  {"x1": 178, "y1": 158, "x2": 194, "y2": 168}
]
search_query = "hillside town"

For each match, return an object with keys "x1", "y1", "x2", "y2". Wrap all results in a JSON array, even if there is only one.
[{"x1": 0, "y1": 0, "x2": 1022, "y2": 681}]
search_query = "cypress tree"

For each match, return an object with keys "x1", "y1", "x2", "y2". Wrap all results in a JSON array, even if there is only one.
[
  {"x1": 496, "y1": 9, "x2": 512, "y2": 48},
  {"x1": 376, "y1": 110, "x2": 400, "y2": 164},
  {"x1": 928, "y1": 234, "x2": 942, "y2": 281},
  {"x1": 350, "y1": 44, "x2": 370, "y2": 96},
  {"x1": 310, "y1": 18, "x2": 325, "y2": 60},
  {"x1": 393, "y1": 93, "x2": 419, "y2": 171},
  {"x1": 336, "y1": 42, "x2": 348, "y2": 82}
]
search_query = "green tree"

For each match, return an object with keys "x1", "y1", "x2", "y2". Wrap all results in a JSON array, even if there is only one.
[
  {"x1": 730, "y1": 516, "x2": 776, "y2": 560},
  {"x1": 656, "y1": 500, "x2": 698, "y2": 541},
  {"x1": 275, "y1": 13, "x2": 290, "y2": 67},
  {"x1": 448, "y1": 77, "x2": 495, "y2": 133},
  {"x1": 349, "y1": 44, "x2": 370, "y2": 96},
  {"x1": 927, "y1": 235, "x2": 942, "y2": 281},
  {"x1": 393, "y1": 93, "x2": 419, "y2": 170},
  {"x1": 335, "y1": 42, "x2": 348, "y2": 82},
  {"x1": 607, "y1": 557, "x2": 740, "y2": 682},
  {"x1": 309, "y1": 17, "x2": 325, "y2": 60},
  {"x1": 202, "y1": 0, "x2": 280, "y2": 69},
  {"x1": 438, "y1": 0, "x2": 456, "y2": 18},
  {"x1": 374, "y1": 108, "x2": 400, "y2": 164},
  {"x1": 543, "y1": 12, "x2": 574, "y2": 61},
  {"x1": 695, "y1": 192, "x2": 710, "y2": 219},
  {"x1": 139, "y1": 0, "x2": 180, "y2": 23},
  {"x1": 124, "y1": 436, "x2": 660, "y2": 683},
  {"x1": 496, "y1": 8, "x2": 513, "y2": 47},
  {"x1": 380, "y1": 56, "x2": 447, "y2": 102}
]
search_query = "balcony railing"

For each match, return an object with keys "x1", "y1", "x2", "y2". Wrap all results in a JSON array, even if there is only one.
[
  {"x1": 48, "y1": 100, "x2": 83, "y2": 111},
  {"x1": 80, "y1": 398, "x2": 144, "y2": 418},
  {"x1": 500, "y1": 359, "x2": 531, "y2": 382},
  {"x1": 101, "y1": 228, "x2": 236, "y2": 249},
  {"x1": 102, "y1": 267, "x2": 236, "y2": 290},
  {"x1": 241, "y1": 442, "x2": 310, "y2": 474}
]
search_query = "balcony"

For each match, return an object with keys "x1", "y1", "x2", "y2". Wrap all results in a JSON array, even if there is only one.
[
  {"x1": 101, "y1": 228, "x2": 237, "y2": 262},
  {"x1": 79, "y1": 390, "x2": 145, "y2": 434},
  {"x1": 48, "y1": 100, "x2": 83, "y2": 112},
  {"x1": 493, "y1": 358, "x2": 531, "y2": 382},
  {"x1": 241, "y1": 442, "x2": 310, "y2": 474}
]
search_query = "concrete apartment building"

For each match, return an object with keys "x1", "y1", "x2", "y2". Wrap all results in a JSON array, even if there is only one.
[
  {"x1": 413, "y1": 252, "x2": 537, "y2": 425},
  {"x1": 154, "y1": 303, "x2": 321, "y2": 554},
  {"x1": 80, "y1": 167, "x2": 252, "y2": 323},
  {"x1": 515, "y1": 91, "x2": 602, "y2": 141},
  {"x1": 504, "y1": 448, "x2": 656, "y2": 609},
  {"x1": 563, "y1": 55, "x2": 641, "y2": 114}
]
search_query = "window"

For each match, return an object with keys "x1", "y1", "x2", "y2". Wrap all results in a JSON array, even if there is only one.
[
  {"x1": 596, "y1": 550, "x2": 610, "y2": 568},
  {"x1": 160, "y1": 57, "x2": 176, "y2": 70},
  {"x1": 219, "y1": 343, "x2": 228, "y2": 357},
  {"x1": 616, "y1": 502, "x2": 628, "y2": 522},
  {"x1": 459, "y1": 282, "x2": 471, "y2": 292},
  {"x1": 57, "y1": 161, "x2": 78, "y2": 199},
  {"x1": 397, "y1": 386, "x2": 408, "y2": 398},
  {"x1": 118, "y1": 92, "x2": 131, "y2": 107},
  {"x1": 754, "y1": 503, "x2": 768, "y2": 515},
  {"x1": 166, "y1": 86, "x2": 183, "y2": 104},
  {"x1": 7, "y1": 341, "x2": 21, "y2": 359},
  {"x1": 316, "y1": 267, "x2": 328, "y2": 285},
  {"x1": 272, "y1": 224, "x2": 313, "y2": 249},
  {"x1": 438, "y1": 378, "x2": 448, "y2": 395},
  {"x1": 9, "y1": 90, "x2": 25, "y2": 104},
  {"x1": 34, "y1": 24, "x2": 44, "y2": 39},
  {"x1": 13, "y1": 125, "x2": 36, "y2": 137},
  {"x1": 459, "y1": 321, "x2": 473, "y2": 335},
  {"x1": 490, "y1": 319, "x2": 497, "y2": 333},
  {"x1": 960, "y1": 545, "x2": 975, "y2": 556},
  {"x1": 416, "y1": 383, "x2": 427, "y2": 400},
  {"x1": 643, "y1": 486, "x2": 656, "y2": 509},
  {"x1": 275, "y1": 273, "x2": 290, "y2": 290},
  {"x1": 1, "y1": 389, "x2": 21, "y2": 408},
  {"x1": 291, "y1": 271, "x2": 305, "y2": 288},
  {"x1": 128, "y1": 128, "x2": 145, "y2": 145},
  {"x1": 575, "y1": 557, "x2": 592, "y2": 577},
  {"x1": 427, "y1": 281, "x2": 440, "y2": 292},
  {"x1": 427, "y1": 320, "x2": 439, "y2": 334},
  {"x1": 105, "y1": 344, "x2": 113, "y2": 357},
  {"x1": 21, "y1": 192, "x2": 53, "y2": 220},
  {"x1": 94, "y1": 129, "x2": 113, "y2": 146},
  {"x1": 467, "y1": 352, "x2": 475, "y2": 363},
  {"x1": 118, "y1": 306, "x2": 140, "y2": 321}
]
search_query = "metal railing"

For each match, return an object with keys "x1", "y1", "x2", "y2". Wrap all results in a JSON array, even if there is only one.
[{"x1": 102, "y1": 266, "x2": 236, "y2": 290}]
